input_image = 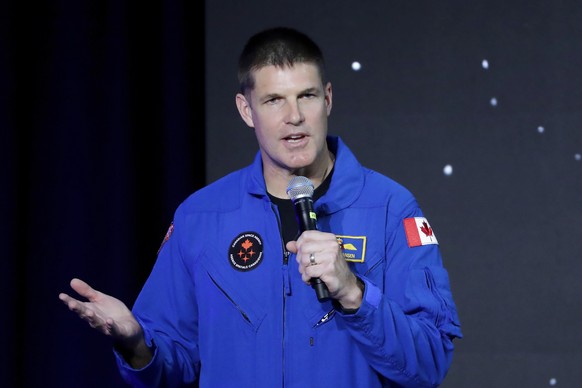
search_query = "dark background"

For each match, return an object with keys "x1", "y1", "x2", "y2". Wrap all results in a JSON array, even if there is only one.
[{"x1": 2, "y1": 1, "x2": 581, "y2": 387}]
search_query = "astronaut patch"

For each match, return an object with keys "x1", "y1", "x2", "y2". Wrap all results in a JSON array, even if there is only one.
[
  {"x1": 403, "y1": 217, "x2": 438, "y2": 248},
  {"x1": 228, "y1": 232, "x2": 264, "y2": 271}
]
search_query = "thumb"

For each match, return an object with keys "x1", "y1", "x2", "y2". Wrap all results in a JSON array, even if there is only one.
[{"x1": 286, "y1": 240, "x2": 298, "y2": 253}]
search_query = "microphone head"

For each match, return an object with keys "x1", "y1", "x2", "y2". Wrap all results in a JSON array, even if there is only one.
[{"x1": 286, "y1": 176, "x2": 314, "y2": 201}]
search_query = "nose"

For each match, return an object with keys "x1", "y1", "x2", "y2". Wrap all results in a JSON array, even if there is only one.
[{"x1": 285, "y1": 100, "x2": 304, "y2": 125}]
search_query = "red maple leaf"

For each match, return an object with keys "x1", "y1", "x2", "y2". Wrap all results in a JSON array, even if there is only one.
[
  {"x1": 420, "y1": 221, "x2": 433, "y2": 238},
  {"x1": 242, "y1": 239, "x2": 253, "y2": 250}
]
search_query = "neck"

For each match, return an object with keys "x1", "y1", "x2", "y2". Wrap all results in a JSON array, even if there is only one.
[{"x1": 266, "y1": 150, "x2": 335, "y2": 199}]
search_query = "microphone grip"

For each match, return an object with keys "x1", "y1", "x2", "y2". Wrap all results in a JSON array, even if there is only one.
[
  {"x1": 294, "y1": 199, "x2": 317, "y2": 233},
  {"x1": 311, "y1": 277, "x2": 330, "y2": 302},
  {"x1": 293, "y1": 198, "x2": 330, "y2": 302}
]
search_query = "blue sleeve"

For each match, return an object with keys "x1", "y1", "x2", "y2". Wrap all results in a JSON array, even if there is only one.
[
  {"x1": 115, "y1": 205, "x2": 201, "y2": 387},
  {"x1": 338, "y1": 202, "x2": 462, "y2": 387}
]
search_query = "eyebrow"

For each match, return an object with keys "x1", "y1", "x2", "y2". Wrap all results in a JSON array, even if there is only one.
[
  {"x1": 299, "y1": 87, "x2": 320, "y2": 95},
  {"x1": 261, "y1": 87, "x2": 320, "y2": 102}
]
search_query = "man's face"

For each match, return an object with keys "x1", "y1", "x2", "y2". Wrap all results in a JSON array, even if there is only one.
[{"x1": 236, "y1": 63, "x2": 332, "y2": 177}]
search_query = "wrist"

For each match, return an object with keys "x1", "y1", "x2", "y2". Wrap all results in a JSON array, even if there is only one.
[
  {"x1": 337, "y1": 276, "x2": 365, "y2": 313},
  {"x1": 114, "y1": 329, "x2": 154, "y2": 369}
]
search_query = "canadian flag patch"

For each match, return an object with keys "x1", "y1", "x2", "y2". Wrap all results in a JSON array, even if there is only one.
[{"x1": 403, "y1": 217, "x2": 438, "y2": 248}]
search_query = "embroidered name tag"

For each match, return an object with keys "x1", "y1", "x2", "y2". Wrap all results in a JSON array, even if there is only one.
[{"x1": 336, "y1": 235, "x2": 367, "y2": 263}]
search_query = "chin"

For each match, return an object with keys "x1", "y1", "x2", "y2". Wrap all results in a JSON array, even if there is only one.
[{"x1": 287, "y1": 155, "x2": 315, "y2": 170}]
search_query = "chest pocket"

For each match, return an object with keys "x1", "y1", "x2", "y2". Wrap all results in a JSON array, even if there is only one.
[
  {"x1": 319, "y1": 207, "x2": 387, "y2": 287},
  {"x1": 197, "y1": 249, "x2": 269, "y2": 332}
]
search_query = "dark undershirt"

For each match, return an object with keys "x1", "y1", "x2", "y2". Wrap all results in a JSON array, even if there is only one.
[
  {"x1": 269, "y1": 168, "x2": 364, "y2": 314},
  {"x1": 268, "y1": 168, "x2": 334, "y2": 245}
]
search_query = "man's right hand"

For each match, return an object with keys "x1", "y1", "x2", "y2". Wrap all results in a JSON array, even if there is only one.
[{"x1": 59, "y1": 278, "x2": 153, "y2": 368}]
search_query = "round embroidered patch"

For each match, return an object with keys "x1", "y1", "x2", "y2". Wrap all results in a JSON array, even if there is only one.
[{"x1": 228, "y1": 232, "x2": 264, "y2": 271}]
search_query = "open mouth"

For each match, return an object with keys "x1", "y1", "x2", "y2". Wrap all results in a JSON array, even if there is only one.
[{"x1": 284, "y1": 134, "x2": 306, "y2": 143}]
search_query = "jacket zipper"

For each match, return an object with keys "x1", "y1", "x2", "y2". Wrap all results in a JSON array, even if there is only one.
[{"x1": 271, "y1": 203, "x2": 288, "y2": 388}]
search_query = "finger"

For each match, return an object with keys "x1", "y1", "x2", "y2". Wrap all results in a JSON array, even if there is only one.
[
  {"x1": 295, "y1": 235, "x2": 338, "y2": 257},
  {"x1": 60, "y1": 295, "x2": 96, "y2": 323},
  {"x1": 304, "y1": 260, "x2": 324, "y2": 277},
  {"x1": 58, "y1": 292, "x2": 70, "y2": 303},
  {"x1": 297, "y1": 251, "x2": 314, "y2": 268},
  {"x1": 300, "y1": 265, "x2": 313, "y2": 284},
  {"x1": 59, "y1": 293, "x2": 82, "y2": 310},
  {"x1": 70, "y1": 278, "x2": 99, "y2": 301},
  {"x1": 82, "y1": 309, "x2": 109, "y2": 333}
]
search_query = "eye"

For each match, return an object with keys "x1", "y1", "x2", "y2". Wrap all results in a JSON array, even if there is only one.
[{"x1": 265, "y1": 97, "x2": 281, "y2": 105}]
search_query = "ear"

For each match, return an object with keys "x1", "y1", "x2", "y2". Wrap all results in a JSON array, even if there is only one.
[
  {"x1": 324, "y1": 82, "x2": 333, "y2": 116},
  {"x1": 236, "y1": 93, "x2": 255, "y2": 128}
]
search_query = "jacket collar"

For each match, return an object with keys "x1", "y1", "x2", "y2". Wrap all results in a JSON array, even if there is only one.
[{"x1": 245, "y1": 136, "x2": 364, "y2": 214}]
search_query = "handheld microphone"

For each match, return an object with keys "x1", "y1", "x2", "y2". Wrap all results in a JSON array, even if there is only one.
[{"x1": 286, "y1": 176, "x2": 330, "y2": 302}]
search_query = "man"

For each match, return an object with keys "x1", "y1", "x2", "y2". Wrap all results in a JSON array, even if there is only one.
[{"x1": 60, "y1": 26, "x2": 462, "y2": 387}]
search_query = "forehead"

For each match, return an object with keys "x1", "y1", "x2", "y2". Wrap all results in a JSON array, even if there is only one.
[{"x1": 250, "y1": 63, "x2": 323, "y2": 94}]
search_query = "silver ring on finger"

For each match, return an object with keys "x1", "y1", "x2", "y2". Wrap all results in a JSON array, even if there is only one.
[{"x1": 309, "y1": 253, "x2": 316, "y2": 266}]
